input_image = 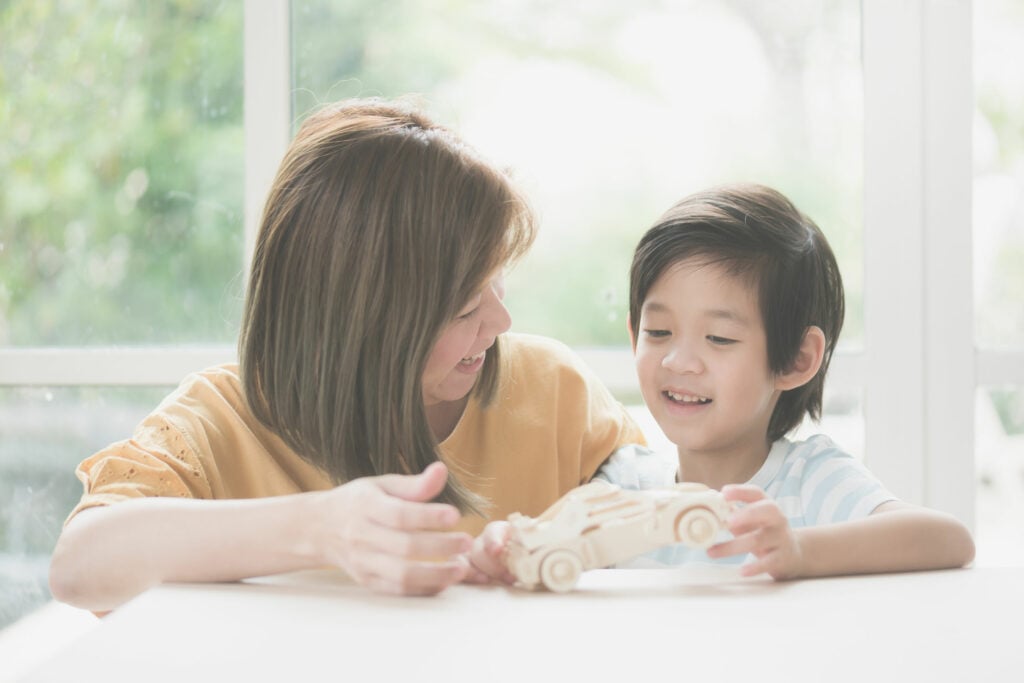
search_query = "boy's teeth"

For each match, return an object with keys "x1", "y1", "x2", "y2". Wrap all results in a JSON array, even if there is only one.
[{"x1": 666, "y1": 390, "x2": 710, "y2": 404}]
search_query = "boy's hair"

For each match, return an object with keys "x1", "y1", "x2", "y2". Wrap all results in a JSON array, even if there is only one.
[
  {"x1": 629, "y1": 183, "x2": 844, "y2": 442},
  {"x1": 239, "y1": 98, "x2": 536, "y2": 512}
]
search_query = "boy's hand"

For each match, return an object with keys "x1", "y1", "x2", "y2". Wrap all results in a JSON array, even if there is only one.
[
  {"x1": 706, "y1": 484, "x2": 805, "y2": 580},
  {"x1": 463, "y1": 521, "x2": 516, "y2": 585}
]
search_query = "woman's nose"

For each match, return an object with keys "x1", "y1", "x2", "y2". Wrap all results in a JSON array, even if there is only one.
[
  {"x1": 483, "y1": 295, "x2": 512, "y2": 338},
  {"x1": 480, "y1": 280, "x2": 512, "y2": 337}
]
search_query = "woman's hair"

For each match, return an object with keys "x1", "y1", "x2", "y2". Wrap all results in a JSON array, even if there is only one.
[
  {"x1": 239, "y1": 98, "x2": 536, "y2": 511},
  {"x1": 629, "y1": 183, "x2": 844, "y2": 442}
]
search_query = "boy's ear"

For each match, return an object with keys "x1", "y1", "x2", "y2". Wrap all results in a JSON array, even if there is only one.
[
  {"x1": 626, "y1": 312, "x2": 637, "y2": 351},
  {"x1": 775, "y1": 326, "x2": 826, "y2": 391}
]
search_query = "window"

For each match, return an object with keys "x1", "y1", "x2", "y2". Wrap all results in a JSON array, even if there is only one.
[
  {"x1": 973, "y1": 0, "x2": 1024, "y2": 565},
  {"x1": 0, "y1": 0, "x2": 243, "y2": 629},
  {"x1": 293, "y1": 0, "x2": 864, "y2": 351}
]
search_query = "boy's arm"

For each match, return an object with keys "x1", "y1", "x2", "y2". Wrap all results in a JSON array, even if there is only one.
[
  {"x1": 794, "y1": 500, "x2": 975, "y2": 577},
  {"x1": 709, "y1": 486, "x2": 975, "y2": 579}
]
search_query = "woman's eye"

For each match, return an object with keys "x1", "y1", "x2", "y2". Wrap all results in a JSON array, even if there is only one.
[
  {"x1": 707, "y1": 335, "x2": 737, "y2": 345},
  {"x1": 458, "y1": 307, "x2": 479, "y2": 321}
]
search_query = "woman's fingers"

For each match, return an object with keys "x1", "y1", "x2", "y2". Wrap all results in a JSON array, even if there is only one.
[
  {"x1": 321, "y1": 464, "x2": 489, "y2": 595},
  {"x1": 375, "y1": 461, "x2": 450, "y2": 502},
  {"x1": 365, "y1": 493, "x2": 462, "y2": 531},
  {"x1": 359, "y1": 524, "x2": 472, "y2": 559},
  {"x1": 352, "y1": 551, "x2": 469, "y2": 596}
]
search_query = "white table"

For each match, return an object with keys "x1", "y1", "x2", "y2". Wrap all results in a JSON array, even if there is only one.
[{"x1": 20, "y1": 567, "x2": 1023, "y2": 682}]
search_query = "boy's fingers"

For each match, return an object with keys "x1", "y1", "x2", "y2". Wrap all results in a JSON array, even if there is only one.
[
  {"x1": 721, "y1": 484, "x2": 767, "y2": 503},
  {"x1": 727, "y1": 500, "x2": 784, "y2": 536},
  {"x1": 740, "y1": 559, "x2": 768, "y2": 577},
  {"x1": 707, "y1": 534, "x2": 758, "y2": 559}
]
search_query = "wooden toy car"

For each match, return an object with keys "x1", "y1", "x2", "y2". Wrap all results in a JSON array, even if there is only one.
[{"x1": 504, "y1": 479, "x2": 732, "y2": 592}]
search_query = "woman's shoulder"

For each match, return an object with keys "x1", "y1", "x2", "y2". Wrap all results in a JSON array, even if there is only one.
[
  {"x1": 502, "y1": 332, "x2": 572, "y2": 357},
  {"x1": 145, "y1": 363, "x2": 271, "y2": 447},
  {"x1": 501, "y1": 333, "x2": 589, "y2": 375},
  {"x1": 155, "y1": 363, "x2": 245, "y2": 413}
]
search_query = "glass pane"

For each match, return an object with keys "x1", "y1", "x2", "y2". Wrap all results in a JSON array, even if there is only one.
[
  {"x1": 975, "y1": 387, "x2": 1024, "y2": 566},
  {"x1": 291, "y1": 0, "x2": 864, "y2": 348},
  {"x1": 974, "y1": 0, "x2": 1024, "y2": 350},
  {"x1": 0, "y1": 2, "x2": 245, "y2": 346},
  {"x1": 0, "y1": 386, "x2": 170, "y2": 629}
]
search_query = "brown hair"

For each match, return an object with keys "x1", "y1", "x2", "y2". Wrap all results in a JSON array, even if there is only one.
[
  {"x1": 629, "y1": 183, "x2": 844, "y2": 442},
  {"x1": 239, "y1": 98, "x2": 535, "y2": 511}
]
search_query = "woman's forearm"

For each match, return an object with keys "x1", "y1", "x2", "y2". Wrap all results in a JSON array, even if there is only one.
[
  {"x1": 49, "y1": 493, "x2": 327, "y2": 612},
  {"x1": 795, "y1": 502, "x2": 976, "y2": 578}
]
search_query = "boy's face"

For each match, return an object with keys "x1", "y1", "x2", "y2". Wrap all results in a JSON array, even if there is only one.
[{"x1": 634, "y1": 258, "x2": 781, "y2": 463}]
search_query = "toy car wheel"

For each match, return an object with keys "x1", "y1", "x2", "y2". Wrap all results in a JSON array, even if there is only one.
[
  {"x1": 539, "y1": 549, "x2": 583, "y2": 593},
  {"x1": 675, "y1": 507, "x2": 720, "y2": 547}
]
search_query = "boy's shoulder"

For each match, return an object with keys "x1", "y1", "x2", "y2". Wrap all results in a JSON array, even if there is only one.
[
  {"x1": 754, "y1": 434, "x2": 858, "y2": 489},
  {"x1": 594, "y1": 444, "x2": 677, "y2": 490},
  {"x1": 781, "y1": 434, "x2": 852, "y2": 461}
]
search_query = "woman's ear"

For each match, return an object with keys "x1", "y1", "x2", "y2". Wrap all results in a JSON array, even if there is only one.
[{"x1": 775, "y1": 326, "x2": 826, "y2": 391}]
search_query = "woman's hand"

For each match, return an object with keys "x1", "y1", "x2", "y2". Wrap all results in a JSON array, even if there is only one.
[
  {"x1": 314, "y1": 462, "x2": 474, "y2": 595},
  {"x1": 464, "y1": 520, "x2": 516, "y2": 585},
  {"x1": 706, "y1": 484, "x2": 805, "y2": 580}
]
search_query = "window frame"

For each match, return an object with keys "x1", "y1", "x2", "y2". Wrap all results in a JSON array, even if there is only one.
[{"x1": 3, "y1": 0, "x2": 1023, "y2": 531}]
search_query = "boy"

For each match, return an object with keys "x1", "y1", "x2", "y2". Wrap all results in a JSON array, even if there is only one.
[{"x1": 469, "y1": 184, "x2": 974, "y2": 582}]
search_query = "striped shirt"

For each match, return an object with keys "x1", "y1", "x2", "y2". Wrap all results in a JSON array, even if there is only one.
[{"x1": 596, "y1": 435, "x2": 897, "y2": 567}]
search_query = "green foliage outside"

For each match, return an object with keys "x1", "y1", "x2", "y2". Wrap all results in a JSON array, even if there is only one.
[
  {"x1": 0, "y1": 0, "x2": 244, "y2": 346},
  {"x1": 291, "y1": 0, "x2": 864, "y2": 347}
]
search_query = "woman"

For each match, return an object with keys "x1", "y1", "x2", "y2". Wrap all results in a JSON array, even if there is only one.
[{"x1": 49, "y1": 98, "x2": 644, "y2": 610}]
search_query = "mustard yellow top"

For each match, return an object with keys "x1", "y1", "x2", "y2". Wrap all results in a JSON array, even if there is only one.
[{"x1": 70, "y1": 334, "x2": 645, "y2": 535}]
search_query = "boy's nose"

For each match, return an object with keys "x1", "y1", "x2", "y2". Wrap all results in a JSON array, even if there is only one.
[{"x1": 662, "y1": 343, "x2": 703, "y2": 374}]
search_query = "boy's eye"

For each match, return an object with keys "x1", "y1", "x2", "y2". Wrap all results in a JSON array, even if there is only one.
[
  {"x1": 643, "y1": 329, "x2": 670, "y2": 338},
  {"x1": 707, "y1": 335, "x2": 737, "y2": 345}
]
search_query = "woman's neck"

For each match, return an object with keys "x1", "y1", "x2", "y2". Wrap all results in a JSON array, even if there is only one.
[{"x1": 425, "y1": 395, "x2": 470, "y2": 442}]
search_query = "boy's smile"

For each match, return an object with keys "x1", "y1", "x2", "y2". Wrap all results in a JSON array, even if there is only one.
[
  {"x1": 663, "y1": 390, "x2": 712, "y2": 406},
  {"x1": 633, "y1": 258, "x2": 780, "y2": 485}
]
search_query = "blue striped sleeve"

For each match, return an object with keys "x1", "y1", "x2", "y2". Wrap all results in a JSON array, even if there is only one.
[{"x1": 793, "y1": 436, "x2": 898, "y2": 526}]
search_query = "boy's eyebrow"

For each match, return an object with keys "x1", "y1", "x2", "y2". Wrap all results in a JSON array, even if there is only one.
[
  {"x1": 641, "y1": 301, "x2": 672, "y2": 315},
  {"x1": 642, "y1": 300, "x2": 752, "y2": 325},
  {"x1": 703, "y1": 308, "x2": 751, "y2": 325}
]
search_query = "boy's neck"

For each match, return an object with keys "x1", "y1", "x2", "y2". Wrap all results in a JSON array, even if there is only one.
[{"x1": 675, "y1": 440, "x2": 773, "y2": 491}]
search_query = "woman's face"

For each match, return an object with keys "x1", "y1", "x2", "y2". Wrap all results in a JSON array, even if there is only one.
[{"x1": 421, "y1": 272, "x2": 511, "y2": 407}]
